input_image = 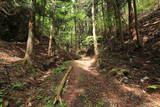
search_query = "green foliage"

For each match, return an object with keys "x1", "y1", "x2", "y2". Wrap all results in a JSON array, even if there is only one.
[
  {"x1": 0, "y1": 98, "x2": 3, "y2": 107},
  {"x1": 11, "y1": 82, "x2": 26, "y2": 90},
  {"x1": 83, "y1": 35, "x2": 103, "y2": 47},
  {"x1": 63, "y1": 60, "x2": 72, "y2": 65},
  {"x1": 44, "y1": 103, "x2": 53, "y2": 107},
  {"x1": 137, "y1": 0, "x2": 158, "y2": 14},
  {"x1": 35, "y1": 95, "x2": 43, "y2": 100},
  {"x1": 0, "y1": 98, "x2": 8, "y2": 107},
  {"x1": 44, "y1": 96, "x2": 52, "y2": 104},
  {"x1": 0, "y1": 98, "x2": 3, "y2": 103},
  {"x1": 147, "y1": 85, "x2": 160, "y2": 89},
  {"x1": 0, "y1": 89, "x2": 6, "y2": 97},
  {"x1": 0, "y1": 90, "x2": 9, "y2": 107},
  {"x1": 76, "y1": 12, "x2": 86, "y2": 20},
  {"x1": 60, "y1": 103, "x2": 67, "y2": 107},
  {"x1": 83, "y1": 36, "x2": 94, "y2": 46},
  {"x1": 96, "y1": 100, "x2": 105, "y2": 107},
  {"x1": 53, "y1": 65, "x2": 69, "y2": 74}
]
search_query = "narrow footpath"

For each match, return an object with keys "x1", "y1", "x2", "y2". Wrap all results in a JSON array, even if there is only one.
[{"x1": 62, "y1": 57, "x2": 160, "y2": 107}]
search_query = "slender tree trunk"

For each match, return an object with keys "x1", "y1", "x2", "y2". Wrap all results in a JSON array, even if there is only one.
[
  {"x1": 101, "y1": 0, "x2": 107, "y2": 39},
  {"x1": 128, "y1": 0, "x2": 137, "y2": 41},
  {"x1": 48, "y1": 35, "x2": 53, "y2": 56},
  {"x1": 133, "y1": 0, "x2": 141, "y2": 47},
  {"x1": 73, "y1": 4, "x2": 78, "y2": 53},
  {"x1": 42, "y1": 0, "x2": 46, "y2": 31},
  {"x1": 77, "y1": 20, "x2": 81, "y2": 50},
  {"x1": 113, "y1": 0, "x2": 124, "y2": 46},
  {"x1": 106, "y1": 0, "x2": 113, "y2": 39},
  {"x1": 24, "y1": 0, "x2": 36, "y2": 64},
  {"x1": 74, "y1": 18, "x2": 77, "y2": 52},
  {"x1": 70, "y1": 26, "x2": 73, "y2": 52},
  {"x1": 92, "y1": 1, "x2": 98, "y2": 56},
  {"x1": 48, "y1": 25, "x2": 53, "y2": 56},
  {"x1": 24, "y1": 10, "x2": 34, "y2": 64},
  {"x1": 105, "y1": 0, "x2": 116, "y2": 50}
]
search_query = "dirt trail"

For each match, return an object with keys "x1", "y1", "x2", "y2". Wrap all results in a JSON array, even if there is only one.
[{"x1": 63, "y1": 57, "x2": 160, "y2": 107}]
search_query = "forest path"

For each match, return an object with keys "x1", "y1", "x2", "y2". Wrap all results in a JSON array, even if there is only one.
[{"x1": 63, "y1": 57, "x2": 160, "y2": 107}]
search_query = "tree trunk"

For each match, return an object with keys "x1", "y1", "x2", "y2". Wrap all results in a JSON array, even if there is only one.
[
  {"x1": 48, "y1": 26, "x2": 53, "y2": 56},
  {"x1": 101, "y1": 0, "x2": 107, "y2": 39},
  {"x1": 24, "y1": 0, "x2": 36, "y2": 64},
  {"x1": 133, "y1": 0, "x2": 141, "y2": 47},
  {"x1": 128, "y1": 0, "x2": 137, "y2": 41},
  {"x1": 24, "y1": 10, "x2": 34, "y2": 64},
  {"x1": 92, "y1": 0, "x2": 98, "y2": 56},
  {"x1": 74, "y1": 18, "x2": 77, "y2": 52},
  {"x1": 113, "y1": 0, "x2": 124, "y2": 46},
  {"x1": 106, "y1": 0, "x2": 112, "y2": 35}
]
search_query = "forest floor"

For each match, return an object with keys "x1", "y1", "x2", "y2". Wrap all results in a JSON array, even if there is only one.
[{"x1": 0, "y1": 42, "x2": 74, "y2": 107}]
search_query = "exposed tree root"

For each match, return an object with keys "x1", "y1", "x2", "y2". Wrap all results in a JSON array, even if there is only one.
[{"x1": 53, "y1": 66, "x2": 73, "y2": 105}]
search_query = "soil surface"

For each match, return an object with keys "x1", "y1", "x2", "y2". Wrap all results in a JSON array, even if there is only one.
[{"x1": 63, "y1": 57, "x2": 160, "y2": 107}]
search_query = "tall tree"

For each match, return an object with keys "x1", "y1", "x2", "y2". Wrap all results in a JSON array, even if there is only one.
[
  {"x1": 133, "y1": 0, "x2": 141, "y2": 47},
  {"x1": 24, "y1": 0, "x2": 36, "y2": 64},
  {"x1": 113, "y1": 0, "x2": 124, "y2": 46},
  {"x1": 92, "y1": 0, "x2": 98, "y2": 56},
  {"x1": 48, "y1": 0, "x2": 56, "y2": 56},
  {"x1": 128, "y1": 0, "x2": 141, "y2": 47},
  {"x1": 128, "y1": 0, "x2": 138, "y2": 41}
]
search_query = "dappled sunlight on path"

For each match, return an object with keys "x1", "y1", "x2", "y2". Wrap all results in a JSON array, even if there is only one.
[{"x1": 63, "y1": 57, "x2": 160, "y2": 107}]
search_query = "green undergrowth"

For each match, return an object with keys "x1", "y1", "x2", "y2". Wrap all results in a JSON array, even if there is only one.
[
  {"x1": 53, "y1": 60, "x2": 71, "y2": 74},
  {"x1": 147, "y1": 85, "x2": 160, "y2": 89},
  {"x1": 63, "y1": 60, "x2": 72, "y2": 65},
  {"x1": 0, "y1": 89, "x2": 8, "y2": 107},
  {"x1": 11, "y1": 82, "x2": 26, "y2": 90},
  {"x1": 54, "y1": 65, "x2": 69, "y2": 74},
  {"x1": 137, "y1": 0, "x2": 158, "y2": 14}
]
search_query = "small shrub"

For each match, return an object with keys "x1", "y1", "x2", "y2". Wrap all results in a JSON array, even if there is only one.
[
  {"x1": 0, "y1": 89, "x2": 6, "y2": 97},
  {"x1": 63, "y1": 60, "x2": 71, "y2": 65},
  {"x1": 59, "y1": 103, "x2": 67, "y2": 107},
  {"x1": 35, "y1": 95, "x2": 43, "y2": 100},
  {"x1": 147, "y1": 85, "x2": 160, "y2": 89},
  {"x1": 54, "y1": 65, "x2": 68, "y2": 74},
  {"x1": 96, "y1": 100, "x2": 105, "y2": 107},
  {"x1": 44, "y1": 103, "x2": 53, "y2": 107},
  {"x1": 0, "y1": 98, "x2": 3, "y2": 103},
  {"x1": 11, "y1": 82, "x2": 26, "y2": 90}
]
